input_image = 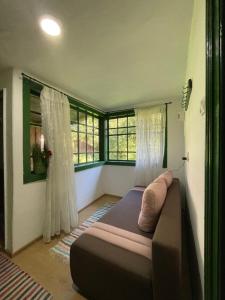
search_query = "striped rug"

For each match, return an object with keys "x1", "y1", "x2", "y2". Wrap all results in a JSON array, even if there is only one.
[
  {"x1": 0, "y1": 253, "x2": 52, "y2": 300},
  {"x1": 50, "y1": 202, "x2": 115, "y2": 262}
]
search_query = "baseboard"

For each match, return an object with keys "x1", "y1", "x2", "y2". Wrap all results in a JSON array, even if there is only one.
[
  {"x1": 11, "y1": 235, "x2": 42, "y2": 257},
  {"x1": 184, "y1": 201, "x2": 203, "y2": 300}
]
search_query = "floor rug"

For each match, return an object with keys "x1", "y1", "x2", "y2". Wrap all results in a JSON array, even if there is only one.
[
  {"x1": 50, "y1": 202, "x2": 115, "y2": 262},
  {"x1": 0, "y1": 253, "x2": 52, "y2": 300}
]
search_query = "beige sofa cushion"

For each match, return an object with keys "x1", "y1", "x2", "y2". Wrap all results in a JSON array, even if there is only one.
[
  {"x1": 156, "y1": 170, "x2": 173, "y2": 188},
  {"x1": 138, "y1": 180, "x2": 167, "y2": 233}
]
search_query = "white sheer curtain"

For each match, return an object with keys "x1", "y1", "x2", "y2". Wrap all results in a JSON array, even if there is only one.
[
  {"x1": 40, "y1": 87, "x2": 78, "y2": 242},
  {"x1": 135, "y1": 105, "x2": 166, "y2": 186}
]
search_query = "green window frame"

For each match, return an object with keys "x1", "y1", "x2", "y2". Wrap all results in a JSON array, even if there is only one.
[{"x1": 106, "y1": 110, "x2": 136, "y2": 166}]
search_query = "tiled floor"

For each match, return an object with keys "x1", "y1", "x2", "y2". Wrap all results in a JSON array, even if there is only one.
[{"x1": 11, "y1": 195, "x2": 120, "y2": 300}]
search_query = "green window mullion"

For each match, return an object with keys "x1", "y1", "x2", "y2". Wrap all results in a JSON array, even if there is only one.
[
  {"x1": 126, "y1": 116, "x2": 128, "y2": 160},
  {"x1": 77, "y1": 108, "x2": 80, "y2": 164},
  {"x1": 85, "y1": 112, "x2": 87, "y2": 163}
]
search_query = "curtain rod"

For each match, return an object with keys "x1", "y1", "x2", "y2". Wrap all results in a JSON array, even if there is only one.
[{"x1": 21, "y1": 72, "x2": 105, "y2": 114}]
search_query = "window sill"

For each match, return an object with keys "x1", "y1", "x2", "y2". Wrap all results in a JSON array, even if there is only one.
[
  {"x1": 105, "y1": 160, "x2": 136, "y2": 166},
  {"x1": 74, "y1": 161, "x2": 105, "y2": 172},
  {"x1": 24, "y1": 173, "x2": 47, "y2": 184}
]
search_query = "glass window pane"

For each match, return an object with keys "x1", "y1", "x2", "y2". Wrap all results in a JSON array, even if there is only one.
[
  {"x1": 128, "y1": 116, "x2": 135, "y2": 127},
  {"x1": 118, "y1": 117, "x2": 127, "y2": 128},
  {"x1": 71, "y1": 123, "x2": 78, "y2": 131},
  {"x1": 79, "y1": 124, "x2": 86, "y2": 133},
  {"x1": 109, "y1": 136, "x2": 117, "y2": 152},
  {"x1": 94, "y1": 128, "x2": 99, "y2": 135},
  {"x1": 118, "y1": 135, "x2": 127, "y2": 152},
  {"x1": 109, "y1": 152, "x2": 117, "y2": 160},
  {"x1": 70, "y1": 109, "x2": 78, "y2": 123},
  {"x1": 87, "y1": 115, "x2": 93, "y2": 127},
  {"x1": 73, "y1": 154, "x2": 78, "y2": 164},
  {"x1": 30, "y1": 126, "x2": 43, "y2": 152},
  {"x1": 118, "y1": 152, "x2": 127, "y2": 160},
  {"x1": 87, "y1": 134, "x2": 93, "y2": 152},
  {"x1": 30, "y1": 95, "x2": 41, "y2": 113},
  {"x1": 30, "y1": 112, "x2": 41, "y2": 126},
  {"x1": 71, "y1": 132, "x2": 78, "y2": 153},
  {"x1": 79, "y1": 111, "x2": 86, "y2": 124},
  {"x1": 128, "y1": 127, "x2": 136, "y2": 134},
  {"x1": 94, "y1": 153, "x2": 99, "y2": 161},
  {"x1": 118, "y1": 128, "x2": 127, "y2": 135},
  {"x1": 128, "y1": 152, "x2": 136, "y2": 160},
  {"x1": 128, "y1": 134, "x2": 136, "y2": 152},
  {"x1": 79, "y1": 133, "x2": 86, "y2": 152},
  {"x1": 87, "y1": 126, "x2": 93, "y2": 134},
  {"x1": 79, "y1": 154, "x2": 86, "y2": 163},
  {"x1": 94, "y1": 117, "x2": 99, "y2": 128},
  {"x1": 87, "y1": 153, "x2": 93, "y2": 162},
  {"x1": 109, "y1": 118, "x2": 117, "y2": 128},
  {"x1": 109, "y1": 128, "x2": 117, "y2": 135},
  {"x1": 94, "y1": 136, "x2": 99, "y2": 152}
]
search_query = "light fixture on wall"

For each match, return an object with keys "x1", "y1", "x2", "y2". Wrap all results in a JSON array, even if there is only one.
[
  {"x1": 39, "y1": 16, "x2": 61, "y2": 36},
  {"x1": 181, "y1": 79, "x2": 192, "y2": 111}
]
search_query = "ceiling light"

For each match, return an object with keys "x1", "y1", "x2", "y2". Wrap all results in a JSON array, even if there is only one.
[{"x1": 39, "y1": 16, "x2": 61, "y2": 36}]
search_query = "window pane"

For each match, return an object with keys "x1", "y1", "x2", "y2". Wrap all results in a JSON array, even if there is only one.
[
  {"x1": 87, "y1": 126, "x2": 93, "y2": 134},
  {"x1": 128, "y1": 127, "x2": 136, "y2": 134},
  {"x1": 70, "y1": 109, "x2": 78, "y2": 123},
  {"x1": 94, "y1": 136, "x2": 99, "y2": 152},
  {"x1": 109, "y1": 152, "x2": 117, "y2": 160},
  {"x1": 71, "y1": 132, "x2": 78, "y2": 153},
  {"x1": 118, "y1": 117, "x2": 127, "y2": 128},
  {"x1": 71, "y1": 123, "x2": 78, "y2": 131},
  {"x1": 94, "y1": 117, "x2": 99, "y2": 128},
  {"x1": 109, "y1": 136, "x2": 117, "y2": 152},
  {"x1": 109, "y1": 119, "x2": 117, "y2": 128},
  {"x1": 73, "y1": 154, "x2": 78, "y2": 164},
  {"x1": 118, "y1": 152, "x2": 127, "y2": 160},
  {"x1": 128, "y1": 134, "x2": 136, "y2": 152},
  {"x1": 79, "y1": 124, "x2": 86, "y2": 133},
  {"x1": 109, "y1": 128, "x2": 117, "y2": 135},
  {"x1": 118, "y1": 135, "x2": 127, "y2": 152},
  {"x1": 79, "y1": 154, "x2": 86, "y2": 163},
  {"x1": 128, "y1": 152, "x2": 136, "y2": 160},
  {"x1": 79, "y1": 111, "x2": 86, "y2": 124},
  {"x1": 87, "y1": 134, "x2": 93, "y2": 152},
  {"x1": 87, "y1": 153, "x2": 93, "y2": 162},
  {"x1": 79, "y1": 133, "x2": 86, "y2": 152},
  {"x1": 94, "y1": 153, "x2": 99, "y2": 161},
  {"x1": 128, "y1": 116, "x2": 135, "y2": 127},
  {"x1": 30, "y1": 95, "x2": 41, "y2": 113},
  {"x1": 87, "y1": 115, "x2": 93, "y2": 127},
  {"x1": 118, "y1": 128, "x2": 127, "y2": 135},
  {"x1": 30, "y1": 112, "x2": 41, "y2": 126},
  {"x1": 94, "y1": 128, "x2": 99, "y2": 135}
]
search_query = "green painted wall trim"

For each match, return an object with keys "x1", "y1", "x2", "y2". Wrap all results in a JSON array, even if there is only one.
[
  {"x1": 105, "y1": 161, "x2": 135, "y2": 166},
  {"x1": 205, "y1": 0, "x2": 222, "y2": 299},
  {"x1": 162, "y1": 103, "x2": 168, "y2": 168},
  {"x1": 74, "y1": 161, "x2": 105, "y2": 172}
]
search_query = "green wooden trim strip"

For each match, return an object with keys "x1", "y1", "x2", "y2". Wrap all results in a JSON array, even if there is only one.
[
  {"x1": 105, "y1": 161, "x2": 135, "y2": 166},
  {"x1": 106, "y1": 109, "x2": 135, "y2": 118},
  {"x1": 74, "y1": 161, "x2": 105, "y2": 172},
  {"x1": 205, "y1": 0, "x2": 222, "y2": 299},
  {"x1": 162, "y1": 103, "x2": 168, "y2": 168}
]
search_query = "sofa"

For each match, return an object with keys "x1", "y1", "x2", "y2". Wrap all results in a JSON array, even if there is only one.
[{"x1": 70, "y1": 178, "x2": 181, "y2": 300}]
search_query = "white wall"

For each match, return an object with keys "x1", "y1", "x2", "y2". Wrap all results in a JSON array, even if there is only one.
[
  {"x1": 102, "y1": 99, "x2": 185, "y2": 197},
  {"x1": 0, "y1": 69, "x2": 13, "y2": 253},
  {"x1": 184, "y1": 0, "x2": 205, "y2": 290}
]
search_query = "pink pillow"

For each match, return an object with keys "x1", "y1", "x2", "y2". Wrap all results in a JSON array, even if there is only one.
[
  {"x1": 138, "y1": 180, "x2": 167, "y2": 233},
  {"x1": 156, "y1": 170, "x2": 173, "y2": 188}
]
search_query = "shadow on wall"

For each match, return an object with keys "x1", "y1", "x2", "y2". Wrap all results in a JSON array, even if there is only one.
[{"x1": 185, "y1": 183, "x2": 203, "y2": 300}]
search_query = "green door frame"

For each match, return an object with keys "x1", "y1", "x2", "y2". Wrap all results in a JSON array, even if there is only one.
[{"x1": 205, "y1": 0, "x2": 223, "y2": 299}]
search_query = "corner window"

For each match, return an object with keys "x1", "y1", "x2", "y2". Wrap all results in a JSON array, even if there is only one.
[
  {"x1": 107, "y1": 114, "x2": 136, "y2": 162},
  {"x1": 70, "y1": 108, "x2": 100, "y2": 165}
]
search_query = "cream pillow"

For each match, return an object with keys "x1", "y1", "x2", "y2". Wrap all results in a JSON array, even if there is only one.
[
  {"x1": 138, "y1": 179, "x2": 167, "y2": 233},
  {"x1": 156, "y1": 170, "x2": 173, "y2": 188}
]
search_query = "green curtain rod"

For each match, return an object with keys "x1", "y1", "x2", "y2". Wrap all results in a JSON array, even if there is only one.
[{"x1": 21, "y1": 72, "x2": 105, "y2": 114}]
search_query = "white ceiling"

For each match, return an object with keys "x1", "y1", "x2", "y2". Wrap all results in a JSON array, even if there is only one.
[{"x1": 0, "y1": 0, "x2": 193, "y2": 110}]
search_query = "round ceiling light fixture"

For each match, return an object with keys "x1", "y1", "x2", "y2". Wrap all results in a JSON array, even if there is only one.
[{"x1": 39, "y1": 16, "x2": 61, "y2": 36}]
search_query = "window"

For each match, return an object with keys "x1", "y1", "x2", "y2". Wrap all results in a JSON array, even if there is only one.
[
  {"x1": 107, "y1": 114, "x2": 136, "y2": 161},
  {"x1": 70, "y1": 108, "x2": 101, "y2": 165}
]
